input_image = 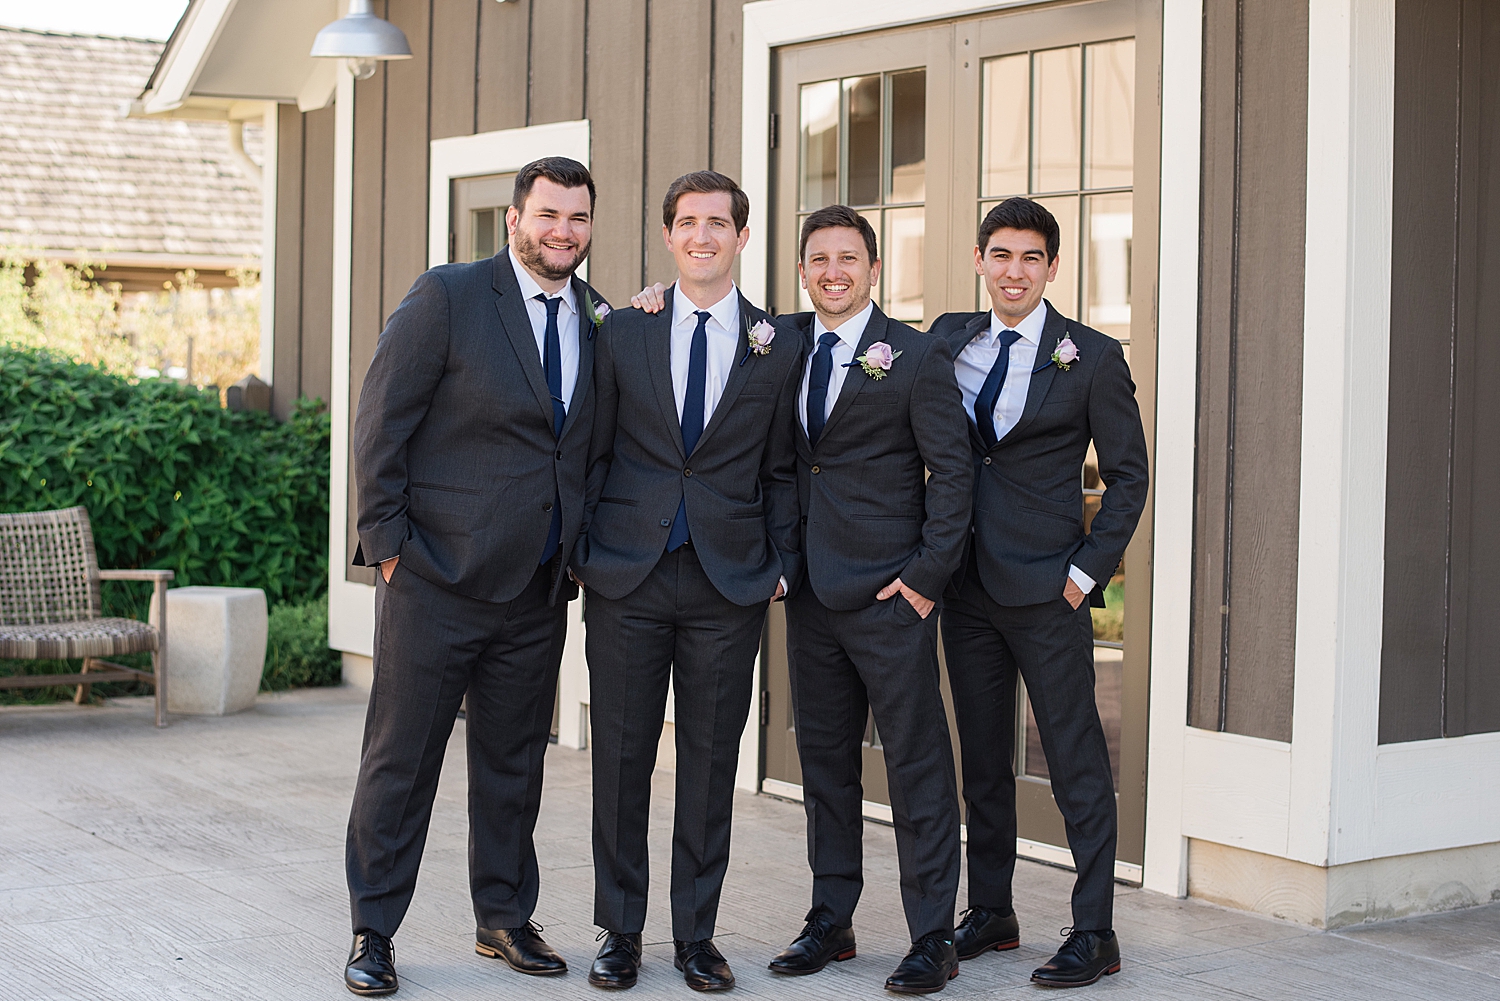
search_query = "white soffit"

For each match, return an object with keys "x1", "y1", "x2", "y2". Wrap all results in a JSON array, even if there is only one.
[{"x1": 141, "y1": 0, "x2": 340, "y2": 114}]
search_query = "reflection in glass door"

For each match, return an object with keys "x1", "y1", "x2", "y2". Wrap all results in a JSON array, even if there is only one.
[
  {"x1": 798, "y1": 69, "x2": 927, "y2": 323},
  {"x1": 450, "y1": 171, "x2": 516, "y2": 263},
  {"x1": 979, "y1": 38, "x2": 1133, "y2": 796}
]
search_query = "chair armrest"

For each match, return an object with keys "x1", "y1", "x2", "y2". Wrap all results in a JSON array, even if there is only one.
[{"x1": 98, "y1": 569, "x2": 176, "y2": 582}]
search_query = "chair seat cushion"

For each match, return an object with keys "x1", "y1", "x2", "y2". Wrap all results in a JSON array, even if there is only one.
[{"x1": 0, "y1": 618, "x2": 158, "y2": 660}]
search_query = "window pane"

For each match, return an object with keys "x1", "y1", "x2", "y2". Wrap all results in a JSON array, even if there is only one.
[
  {"x1": 472, "y1": 208, "x2": 495, "y2": 261},
  {"x1": 888, "y1": 69, "x2": 926, "y2": 203},
  {"x1": 1032, "y1": 46, "x2": 1082, "y2": 193},
  {"x1": 884, "y1": 206, "x2": 924, "y2": 324},
  {"x1": 1085, "y1": 39, "x2": 1135, "y2": 189},
  {"x1": 1083, "y1": 192, "x2": 1132, "y2": 341},
  {"x1": 846, "y1": 75, "x2": 882, "y2": 206},
  {"x1": 1033, "y1": 194, "x2": 1079, "y2": 318},
  {"x1": 981, "y1": 54, "x2": 1028, "y2": 197},
  {"x1": 800, "y1": 80, "x2": 840, "y2": 211}
]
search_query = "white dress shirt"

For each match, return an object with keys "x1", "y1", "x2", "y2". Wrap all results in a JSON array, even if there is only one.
[
  {"x1": 510, "y1": 251, "x2": 581, "y2": 411},
  {"x1": 798, "y1": 299, "x2": 875, "y2": 434},
  {"x1": 671, "y1": 283, "x2": 741, "y2": 423},
  {"x1": 954, "y1": 302, "x2": 1096, "y2": 595}
]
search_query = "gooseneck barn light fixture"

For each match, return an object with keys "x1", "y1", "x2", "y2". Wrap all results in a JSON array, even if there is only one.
[{"x1": 310, "y1": 0, "x2": 413, "y2": 81}]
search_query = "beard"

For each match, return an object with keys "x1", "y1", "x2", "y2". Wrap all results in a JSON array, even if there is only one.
[{"x1": 511, "y1": 227, "x2": 590, "y2": 283}]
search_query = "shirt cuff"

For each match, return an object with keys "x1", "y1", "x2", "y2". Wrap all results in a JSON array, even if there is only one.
[
  {"x1": 776, "y1": 575, "x2": 788, "y2": 599},
  {"x1": 1067, "y1": 564, "x2": 1097, "y2": 594}
]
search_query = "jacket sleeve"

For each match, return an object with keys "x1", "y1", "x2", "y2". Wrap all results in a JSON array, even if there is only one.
[
  {"x1": 573, "y1": 311, "x2": 619, "y2": 566},
  {"x1": 351, "y1": 269, "x2": 451, "y2": 566},
  {"x1": 761, "y1": 329, "x2": 806, "y2": 592},
  {"x1": 899, "y1": 337, "x2": 974, "y2": 601},
  {"x1": 1072, "y1": 333, "x2": 1149, "y2": 586}
]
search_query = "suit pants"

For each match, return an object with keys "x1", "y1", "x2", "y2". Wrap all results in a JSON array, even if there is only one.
[
  {"x1": 584, "y1": 545, "x2": 767, "y2": 941},
  {"x1": 346, "y1": 559, "x2": 567, "y2": 938},
  {"x1": 784, "y1": 586, "x2": 961, "y2": 942},
  {"x1": 940, "y1": 568, "x2": 1117, "y2": 931}
]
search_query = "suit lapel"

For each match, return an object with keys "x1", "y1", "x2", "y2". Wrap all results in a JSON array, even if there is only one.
[
  {"x1": 646, "y1": 285, "x2": 686, "y2": 460},
  {"x1": 492, "y1": 248, "x2": 556, "y2": 427},
  {"x1": 558, "y1": 273, "x2": 599, "y2": 441},
  {"x1": 692, "y1": 291, "x2": 761, "y2": 454},
  {"x1": 950, "y1": 312, "x2": 992, "y2": 454},
  {"x1": 817, "y1": 304, "x2": 888, "y2": 446},
  {"x1": 794, "y1": 314, "x2": 816, "y2": 450},
  {"x1": 997, "y1": 300, "x2": 1065, "y2": 448}
]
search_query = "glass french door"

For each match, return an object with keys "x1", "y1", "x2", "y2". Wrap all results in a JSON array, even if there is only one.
[
  {"x1": 449, "y1": 171, "x2": 515, "y2": 263},
  {"x1": 763, "y1": 0, "x2": 1155, "y2": 874}
]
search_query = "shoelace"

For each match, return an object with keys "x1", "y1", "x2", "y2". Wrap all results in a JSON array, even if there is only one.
[
  {"x1": 595, "y1": 930, "x2": 641, "y2": 959},
  {"x1": 1054, "y1": 926, "x2": 1097, "y2": 961},
  {"x1": 912, "y1": 930, "x2": 953, "y2": 959},
  {"x1": 355, "y1": 933, "x2": 394, "y2": 965},
  {"x1": 797, "y1": 917, "x2": 833, "y2": 946},
  {"x1": 956, "y1": 906, "x2": 990, "y2": 931},
  {"x1": 514, "y1": 920, "x2": 546, "y2": 943},
  {"x1": 679, "y1": 939, "x2": 718, "y2": 960}
]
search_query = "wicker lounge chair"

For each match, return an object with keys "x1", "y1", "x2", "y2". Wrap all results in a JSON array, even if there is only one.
[{"x1": 0, "y1": 507, "x2": 173, "y2": 726}]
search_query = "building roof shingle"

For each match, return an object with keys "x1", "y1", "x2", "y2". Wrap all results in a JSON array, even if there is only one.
[{"x1": 0, "y1": 26, "x2": 262, "y2": 263}]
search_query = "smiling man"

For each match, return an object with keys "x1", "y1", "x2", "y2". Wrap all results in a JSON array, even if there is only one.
[
  {"x1": 573, "y1": 171, "x2": 803, "y2": 992},
  {"x1": 345, "y1": 158, "x2": 606, "y2": 995},
  {"x1": 770, "y1": 206, "x2": 971, "y2": 995},
  {"x1": 928, "y1": 197, "x2": 1148, "y2": 989}
]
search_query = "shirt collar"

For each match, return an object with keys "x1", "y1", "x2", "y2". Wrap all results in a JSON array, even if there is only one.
[
  {"x1": 988, "y1": 300, "x2": 1047, "y2": 345},
  {"x1": 510, "y1": 250, "x2": 577, "y2": 313},
  {"x1": 814, "y1": 299, "x2": 876, "y2": 351},
  {"x1": 672, "y1": 282, "x2": 740, "y2": 332}
]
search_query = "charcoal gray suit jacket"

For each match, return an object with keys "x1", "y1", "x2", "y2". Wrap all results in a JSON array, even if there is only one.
[
  {"x1": 572, "y1": 286, "x2": 804, "y2": 606},
  {"x1": 784, "y1": 305, "x2": 972, "y2": 611},
  {"x1": 928, "y1": 302, "x2": 1148, "y2": 609},
  {"x1": 351, "y1": 247, "x2": 607, "y2": 605}
]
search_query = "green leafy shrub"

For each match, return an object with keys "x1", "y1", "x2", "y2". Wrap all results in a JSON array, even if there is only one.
[
  {"x1": 0, "y1": 346, "x2": 332, "y2": 703},
  {"x1": 1091, "y1": 577, "x2": 1126, "y2": 643},
  {"x1": 261, "y1": 596, "x2": 343, "y2": 691},
  {"x1": 0, "y1": 346, "x2": 328, "y2": 608}
]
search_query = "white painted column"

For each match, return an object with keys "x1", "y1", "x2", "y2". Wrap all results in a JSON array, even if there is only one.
[{"x1": 1141, "y1": 0, "x2": 1204, "y2": 898}]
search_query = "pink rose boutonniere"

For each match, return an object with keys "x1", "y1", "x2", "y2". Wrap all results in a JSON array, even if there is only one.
[
  {"x1": 1051, "y1": 336, "x2": 1080, "y2": 371},
  {"x1": 854, "y1": 341, "x2": 902, "y2": 380},
  {"x1": 740, "y1": 319, "x2": 776, "y2": 365},
  {"x1": 585, "y1": 294, "x2": 610, "y2": 339}
]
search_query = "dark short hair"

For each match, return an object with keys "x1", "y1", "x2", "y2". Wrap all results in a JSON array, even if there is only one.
[
  {"x1": 512, "y1": 157, "x2": 596, "y2": 214},
  {"x1": 978, "y1": 197, "x2": 1060, "y2": 261},
  {"x1": 662, "y1": 170, "x2": 750, "y2": 232},
  {"x1": 798, "y1": 205, "x2": 879, "y2": 264}
]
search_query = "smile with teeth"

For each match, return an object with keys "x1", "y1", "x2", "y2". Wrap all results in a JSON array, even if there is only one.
[
  {"x1": 1001, "y1": 286, "x2": 1027, "y2": 296},
  {"x1": 542, "y1": 241, "x2": 574, "y2": 251},
  {"x1": 688, "y1": 250, "x2": 716, "y2": 259},
  {"x1": 822, "y1": 283, "x2": 850, "y2": 293}
]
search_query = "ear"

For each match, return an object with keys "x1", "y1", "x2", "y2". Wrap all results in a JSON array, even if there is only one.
[
  {"x1": 973, "y1": 244, "x2": 984, "y2": 275},
  {"x1": 662, "y1": 224, "x2": 673, "y2": 251},
  {"x1": 505, "y1": 205, "x2": 519, "y2": 236},
  {"x1": 1046, "y1": 253, "x2": 1060, "y2": 283},
  {"x1": 734, "y1": 224, "x2": 751, "y2": 255},
  {"x1": 869, "y1": 258, "x2": 883, "y2": 288}
]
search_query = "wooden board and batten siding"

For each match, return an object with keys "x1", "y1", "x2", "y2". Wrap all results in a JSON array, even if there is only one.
[
  {"x1": 1380, "y1": 0, "x2": 1500, "y2": 742},
  {"x1": 266, "y1": 0, "x2": 752, "y2": 585},
  {"x1": 1188, "y1": 0, "x2": 1309, "y2": 743}
]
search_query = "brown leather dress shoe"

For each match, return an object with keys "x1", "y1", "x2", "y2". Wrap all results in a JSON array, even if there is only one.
[{"x1": 475, "y1": 921, "x2": 568, "y2": 976}]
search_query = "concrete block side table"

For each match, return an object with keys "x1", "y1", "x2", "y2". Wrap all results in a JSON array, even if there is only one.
[{"x1": 151, "y1": 586, "x2": 268, "y2": 715}]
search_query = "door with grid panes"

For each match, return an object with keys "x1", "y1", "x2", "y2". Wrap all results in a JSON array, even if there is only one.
[{"x1": 762, "y1": 0, "x2": 1155, "y2": 872}]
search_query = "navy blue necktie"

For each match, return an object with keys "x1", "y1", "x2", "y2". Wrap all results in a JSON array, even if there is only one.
[
  {"x1": 805, "y1": 331, "x2": 841, "y2": 447},
  {"x1": 537, "y1": 294, "x2": 565, "y2": 564},
  {"x1": 666, "y1": 310, "x2": 712, "y2": 552},
  {"x1": 974, "y1": 326, "x2": 1022, "y2": 450}
]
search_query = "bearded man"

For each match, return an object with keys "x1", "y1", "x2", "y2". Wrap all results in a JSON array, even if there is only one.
[{"x1": 343, "y1": 157, "x2": 607, "y2": 996}]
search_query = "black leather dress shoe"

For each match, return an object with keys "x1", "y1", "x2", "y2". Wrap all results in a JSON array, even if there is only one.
[
  {"x1": 953, "y1": 906, "x2": 1020, "y2": 960},
  {"x1": 885, "y1": 931, "x2": 959, "y2": 995},
  {"x1": 673, "y1": 938, "x2": 734, "y2": 991},
  {"x1": 589, "y1": 931, "x2": 642, "y2": 989},
  {"x1": 768, "y1": 915, "x2": 857, "y2": 975},
  {"x1": 475, "y1": 921, "x2": 568, "y2": 976},
  {"x1": 1031, "y1": 928, "x2": 1121, "y2": 987},
  {"x1": 345, "y1": 932, "x2": 398, "y2": 996}
]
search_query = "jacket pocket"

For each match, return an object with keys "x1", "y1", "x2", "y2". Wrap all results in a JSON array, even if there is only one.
[
  {"x1": 411, "y1": 480, "x2": 482, "y2": 495},
  {"x1": 1019, "y1": 504, "x2": 1081, "y2": 525},
  {"x1": 851, "y1": 392, "x2": 898, "y2": 406},
  {"x1": 598, "y1": 496, "x2": 639, "y2": 507}
]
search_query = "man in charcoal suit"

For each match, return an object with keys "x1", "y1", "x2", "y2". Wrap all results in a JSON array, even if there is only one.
[
  {"x1": 929, "y1": 197, "x2": 1148, "y2": 988},
  {"x1": 344, "y1": 158, "x2": 607, "y2": 995},
  {"x1": 572, "y1": 170, "x2": 803, "y2": 992},
  {"x1": 769, "y1": 206, "x2": 972, "y2": 995}
]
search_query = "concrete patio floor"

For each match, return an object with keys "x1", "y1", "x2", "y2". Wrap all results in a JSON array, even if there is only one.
[{"x1": 2, "y1": 685, "x2": 1498, "y2": 1001}]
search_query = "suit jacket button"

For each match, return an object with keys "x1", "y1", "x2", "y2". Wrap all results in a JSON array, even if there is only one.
[
  {"x1": 801, "y1": 516, "x2": 808, "y2": 525},
  {"x1": 684, "y1": 468, "x2": 692, "y2": 477},
  {"x1": 811, "y1": 465, "x2": 821, "y2": 474},
  {"x1": 983, "y1": 457, "x2": 992, "y2": 465},
  {"x1": 542, "y1": 502, "x2": 553, "y2": 512},
  {"x1": 556, "y1": 450, "x2": 563, "y2": 460},
  {"x1": 660, "y1": 518, "x2": 671, "y2": 527}
]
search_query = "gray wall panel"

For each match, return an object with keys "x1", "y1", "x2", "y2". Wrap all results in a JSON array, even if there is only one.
[
  {"x1": 430, "y1": 0, "x2": 480, "y2": 140},
  {"x1": 530, "y1": 0, "x2": 587, "y2": 125},
  {"x1": 298, "y1": 106, "x2": 336, "y2": 418},
  {"x1": 586, "y1": 0, "x2": 648, "y2": 301},
  {"x1": 271, "y1": 104, "x2": 304, "y2": 421},
  {"x1": 644, "y1": 0, "x2": 715, "y2": 289},
  {"x1": 477, "y1": 0, "x2": 529, "y2": 133}
]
